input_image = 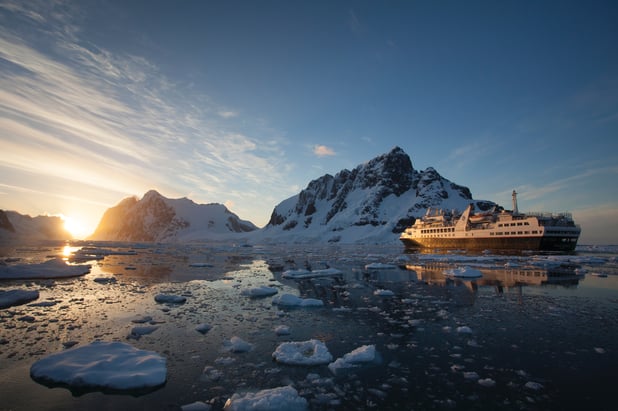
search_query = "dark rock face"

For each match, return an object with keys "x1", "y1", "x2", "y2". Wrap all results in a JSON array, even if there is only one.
[
  {"x1": 0, "y1": 210, "x2": 16, "y2": 233},
  {"x1": 266, "y1": 147, "x2": 483, "y2": 235},
  {"x1": 90, "y1": 190, "x2": 257, "y2": 242}
]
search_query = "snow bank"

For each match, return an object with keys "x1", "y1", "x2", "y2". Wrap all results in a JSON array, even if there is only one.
[
  {"x1": 272, "y1": 339, "x2": 333, "y2": 365},
  {"x1": 271, "y1": 294, "x2": 323, "y2": 307},
  {"x1": 241, "y1": 286, "x2": 278, "y2": 297},
  {"x1": 328, "y1": 345, "x2": 380, "y2": 375},
  {"x1": 223, "y1": 385, "x2": 307, "y2": 411},
  {"x1": 30, "y1": 341, "x2": 166, "y2": 391},
  {"x1": 443, "y1": 266, "x2": 482, "y2": 278},
  {"x1": 0, "y1": 258, "x2": 90, "y2": 279},
  {"x1": 0, "y1": 289, "x2": 39, "y2": 309}
]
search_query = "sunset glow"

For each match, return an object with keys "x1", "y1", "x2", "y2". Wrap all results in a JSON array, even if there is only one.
[{"x1": 62, "y1": 216, "x2": 89, "y2": 240}]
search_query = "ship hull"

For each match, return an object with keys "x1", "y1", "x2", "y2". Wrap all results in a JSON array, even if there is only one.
[{"x1": 400, "y1": 235, "x2": 578, "y2": 252}]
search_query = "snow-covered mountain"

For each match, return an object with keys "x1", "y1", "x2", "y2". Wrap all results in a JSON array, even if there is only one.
[
  {"x1": 0, "y1": 210, "x2": 72, "y2": 242},
  {"x1": 89, "y1": 190, "x2": 257, "y2": 242},
  {"x1": 256, "y1": 147, "x2": 493, "y2": 244}
]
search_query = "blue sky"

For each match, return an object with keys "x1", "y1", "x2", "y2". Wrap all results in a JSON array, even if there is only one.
[{"x1": 1, "y1": 0, "x2": 617, "y2": 243}]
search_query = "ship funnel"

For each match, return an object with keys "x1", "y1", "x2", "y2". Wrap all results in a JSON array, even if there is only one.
[{"x1": 512, "y1": 190, "x2": 519, "y2": 214}]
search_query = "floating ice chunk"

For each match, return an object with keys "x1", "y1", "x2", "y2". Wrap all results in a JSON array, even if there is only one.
[
  {"x1": 201, "y1": 366, "x2": 223, "y2": 382},
  {"x1": 373, "y1": 289, "x2": 394, "y2": 297},
  {"x1": 282, "y1": 268, "x2": 342, "y2": 279},
  {"x1": 0, "y1": 258, "x2": 90, "y2": 279},
  {"x1": 131, "y1": 315, "x2": 153, "y2": 324},
  {"x1": 594, "y1": 347, "x2": 606, "y2": 354},
  {"x1": 225, "y1": 336, "x2": 252, "y2": 353},
  {"x1": 196, "y1": 323, "x2": 212, "y2": 334},
  {"x1": 30, "y1": 341, "x2": 166, "y2": 391},
  {"x1": 478, "y1": 378, "x2": 496, "y2": 387},
  {"x1": 271, "y1": 294, "x2": 323, "y2": 307},
  {"x1": 154, "y1": 294, "x2": 187, "y2": 304},
  {"x1": 241, "y1": 286, "x2": 278, "y2": 298},
  {"x1": 223, "y1": 385, "x2": 307, "y2": 411},
  {"x1": 0, "y1": 289, "x2": 39, "y2": 309},
  {"x1": 274, "y1": 325, "x2": 291, "y2": 335},
  {"x1": 364, "y1": 263, "x2": 397, "y2": 270},
  {"x1": 93, "y1": 277, "x2": 117, "y2": 284},
  {"x1": 328, "y1": 345, "x2": 379, "y2": 375},
  {"x1": 128, "y1": 325, "x2": 159, "y2": 340},
  {"x1": 189, "y1": 263, "x2": 213, "y2": 268},
  {"x1": 456, "y1": 326, "x2": 473, "y2": 334},
  {"x1": 444, "y1": 266, "x2": 482, "y2": 278},
  {"x1": 524, "y1": 381, "x2": 544, "y2": 391},
  {"x1": 463, "y1": 371, "x2": 479, "y2": 380},
  {"x1": 181, "y1": 401, "x2": 212, "y2": 411},
  {"x1": 272, "y1": 339, "x2": 333, "y2": 365}
]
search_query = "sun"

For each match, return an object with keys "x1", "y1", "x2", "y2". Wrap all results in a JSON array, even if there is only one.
[{"x1": 62, "y1": 216, "x2": 89, "y2": 239}]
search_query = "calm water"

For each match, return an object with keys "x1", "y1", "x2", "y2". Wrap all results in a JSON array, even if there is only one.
[{"x1": 1, "y1": 241, "x2": 617, "y2": 410}]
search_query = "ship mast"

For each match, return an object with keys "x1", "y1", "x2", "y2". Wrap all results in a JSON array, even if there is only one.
[{"x1": 512, "y1": 190, "x2": 519, "y2": 214}]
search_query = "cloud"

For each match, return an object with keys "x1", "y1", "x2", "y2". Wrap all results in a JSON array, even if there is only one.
[
  {"x1": 313, "y1": 145, "x2": 336, "y2": 157},
  {"x1": 218, "y1": 110, "x2": 239, "y2": 119},
  {"x1": 0, "y1": 1, "x2": 292, "y2": 226}
]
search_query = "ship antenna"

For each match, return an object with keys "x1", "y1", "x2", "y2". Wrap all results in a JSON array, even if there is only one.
[{"x1": 512, "y1": 190, "x2": 519, "y2": 214}]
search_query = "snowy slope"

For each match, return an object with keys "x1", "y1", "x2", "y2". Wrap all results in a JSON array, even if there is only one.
[
  {"x1": 253, "y1": 147, "x2": 494, "y2": 244},
  {"x1": 0, "y1": 210, "x2": 72, "y2": 242},
  {"x1": 89, "y1": 190, "x2": 257, "y2": 242}
]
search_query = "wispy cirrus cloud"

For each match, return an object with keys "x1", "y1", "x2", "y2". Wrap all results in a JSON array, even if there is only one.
[
  {"x1": 0, "y1": 0, "x2": 290, "y2": 226},
  {"x1": 313, "y1": 144, "x2": 336, "y2": 157}
]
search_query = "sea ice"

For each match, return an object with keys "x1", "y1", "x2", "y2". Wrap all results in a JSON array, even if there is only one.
[
  {"x1": 0, "y1": 258, "x2": 90, "y2": 279},
  {"x1": 240, "y1": 286, "x2": 279, "y2": 297},
  {"x1": 328, "y1": 345, "x2": 379, "y2": 375},
  {"x1": 282, "y1": 268, "x2": 342, "y2": 279},
  {"x1": 274, "y1": 325, "x2": 291, "y2": 335},
  {"x1": 128, "y1": 325, "x2": 159, "y2": 339},
  {"x1": 30, "y1": 341, "x2": 166, "y2": 391},
  {"x1": 478, "y1": 378, "x2": 496, "y2": 387},
  {"x1": 0, "y1": 289, "x2": 39, "y2": 309},
  {"x1": 271, "y1": 294, "x2": 324, "y2": 307},
  {"x1": 223, "y1": 385, "x2": 308, "y2": 411},
  {"x1": 364, "y1": 263, "x2": 397, "y2": 270},
  {"x1": 224, "y1": 336, "x2": 252, "y2": 353},
  {"x1": 456, "y1": 326, "x2": 473, "y2": 334},
  {"x1": 443, "y1": 266, "x2": 483, "y2": 278},
  {"x1": 154, "y1": 294, "x2": 187, "y2": 304},
  {"x1": 195, "y1": 323, "x2": 213, "y2": 334},
  {"x1": 272, "y1": 339, "x2": 333, "y2": 365},
  {"x1": 373, "y1": 289, "x2": 395, "y2": 297}
]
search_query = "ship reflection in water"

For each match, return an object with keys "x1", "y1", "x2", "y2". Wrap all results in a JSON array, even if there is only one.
[{"x1": 404, "y1": 263, "x2": 584, "y2": 304}]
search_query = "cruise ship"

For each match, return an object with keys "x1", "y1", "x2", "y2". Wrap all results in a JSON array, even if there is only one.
[{"x1": 400, "y1": 191, "x2": 581, "y2": 251}]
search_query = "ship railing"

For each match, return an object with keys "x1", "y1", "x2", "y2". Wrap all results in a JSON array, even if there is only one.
[{"x1": 526, "y1": 211, "x2": 573, "y2": 220}]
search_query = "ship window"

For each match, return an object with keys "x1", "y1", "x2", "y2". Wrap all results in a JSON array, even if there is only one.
[
  {"x1": 517, "y1": 223, "x2": 522, "y2": 226},
  {"x1": 518, "y1": 231, "x2": 523, "y2": 234},
  {"x1": 490, "y1": 232, "x2": 494, "y2": 236},
  {"x1": 524, "y1": 222, "x2": 529, "y2": 225},
  {"x1": 532, "y1": 230, "x2": 538, "y2": 234},
  {"x1": 525, "y1": 231, "x2": 529, "y2": 234},
  {"x1": 498, "y1": 224, "x2": 503, "y2": 227}
]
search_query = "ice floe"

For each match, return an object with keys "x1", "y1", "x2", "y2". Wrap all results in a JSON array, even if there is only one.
[
  {"x1": 195, "y1": 323, "x2": 213, "y2": 334},
  {"x1": 30, "y1": 341, "x2": 166, "y2": 392},
  {"x1": 0, "y1": 258, "x2": 90, "y2": 279},
  {"x1": 328, "y1": 344, "x2": 380, "y2": 375},
  {"x1": 271, "y1": 294, "x2": 324, "y2": 307},
  {"x1": 154, "y1": 294, "x2": 187, "y2": 304},
  {"x1": 0, "y1": 289, "x2": 39, "y2": 308},
  {"x1": 282, "y1": 268, "x2": 342, "y2": 279},
  {"x1": 364, "y1": 262, "x2": 397, "y2": 270},
  {"x1": 373, "y1": 289, "x2": 395, "y2": 297},
  {"x1": 223, "y1": 385, "x2": 307, "y2": 411},
  {"x1": 272, "y1": 339, "x2": 333, "y2": 365},
  {"x1": 224, "y1": 336, "x2": 252, "y2": 353},
  {"x1": 240, "y1": 286, "x2": 279, "y2": 297}
]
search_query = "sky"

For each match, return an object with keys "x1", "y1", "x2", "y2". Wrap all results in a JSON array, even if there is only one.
[{"x1": 0, "y1": 0, "x2": 617, "y2": 244}]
